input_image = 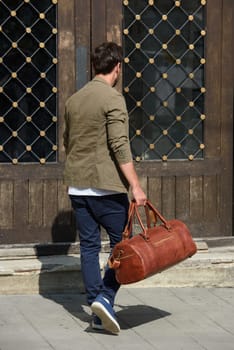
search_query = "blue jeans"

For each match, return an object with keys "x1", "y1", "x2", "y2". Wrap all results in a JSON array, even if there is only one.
[{"x1": 70, "y1": 194, "x2": 129, "y2": 306}]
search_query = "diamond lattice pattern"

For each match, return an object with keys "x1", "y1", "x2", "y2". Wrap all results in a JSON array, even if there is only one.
[
  {"x1": 0, "y1": 0, "x2": 58, "y2": 164},
  {"x1": 123, "y1": 0, "x2": 206, "y2": 161}
]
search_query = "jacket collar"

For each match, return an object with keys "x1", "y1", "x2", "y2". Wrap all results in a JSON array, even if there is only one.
[{"x1": 93, "y1": 76, "x2": 110, "y2": 86}]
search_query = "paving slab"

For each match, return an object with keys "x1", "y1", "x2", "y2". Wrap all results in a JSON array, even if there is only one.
[{"x1": 0, "y1": 287, "x2": 233, "y2": 350}]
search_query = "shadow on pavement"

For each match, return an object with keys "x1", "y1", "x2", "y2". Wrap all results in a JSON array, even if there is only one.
[{"x1": 116, "y1": 304, "x2": 171, "y2": 329}]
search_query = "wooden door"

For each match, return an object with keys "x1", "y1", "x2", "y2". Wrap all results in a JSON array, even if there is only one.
[
  {"x1": 0, "y1": 0, "x2": 123, "y2": 245},
  {"x1": 121, "y1": 0, "x2": 234, "y2": 238},
  {"x1": 0, "y1": 0, "x2": 233, "y2": 246},
  {"x1": 0, "y1": 0, "x2": 76, "y2": 245}
]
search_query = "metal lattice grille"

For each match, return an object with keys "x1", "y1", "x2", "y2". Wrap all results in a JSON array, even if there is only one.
[
  {"x1": 123, "y1": 0, "x2": 206, "y2": 161},
  {"x1": 0, "y1": 0, "x2": 58, "y2": 164}
]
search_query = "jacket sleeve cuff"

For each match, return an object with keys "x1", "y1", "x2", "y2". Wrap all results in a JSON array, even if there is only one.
[{"x1": 114, "y1": 148, "x2": 133, "y2": 164}]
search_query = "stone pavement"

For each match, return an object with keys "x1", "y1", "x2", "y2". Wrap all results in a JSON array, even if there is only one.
[{"x1": 0, "y1": 287, "x2": 234, "y2": 350}]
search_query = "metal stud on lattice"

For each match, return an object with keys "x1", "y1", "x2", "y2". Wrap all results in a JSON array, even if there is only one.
[
  {"x1": 123, "y1": 0, "x2": 206, "y2": 161},
  {"x1": 0, "y1": 0, "x2": 58, "y2": 164}
]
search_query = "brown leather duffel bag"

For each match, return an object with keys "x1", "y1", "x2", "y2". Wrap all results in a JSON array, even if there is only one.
[{"x1": 108, "y1": 200, "x2": 197, "y2": 284}]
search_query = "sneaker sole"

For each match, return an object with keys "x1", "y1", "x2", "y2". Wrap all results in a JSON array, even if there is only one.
[{"x1": 91, "y1": 301, "x2": 120, "y2": 334}]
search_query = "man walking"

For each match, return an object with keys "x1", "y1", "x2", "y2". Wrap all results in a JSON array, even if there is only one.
[{"x1": 63, "y1": 42, "x2": 146, "y2": 334}]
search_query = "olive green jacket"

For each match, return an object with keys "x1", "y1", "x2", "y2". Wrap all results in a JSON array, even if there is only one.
[{"x1": 63, "y1": 77, "x2": 132, "y2": 193}]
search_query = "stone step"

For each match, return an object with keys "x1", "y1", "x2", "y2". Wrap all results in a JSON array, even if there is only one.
[{"x1": 0, "y1": 245, "x2": 234, "y2": 294}]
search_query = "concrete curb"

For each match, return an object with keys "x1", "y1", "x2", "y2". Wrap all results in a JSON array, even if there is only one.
[{"x1": 0, "y1": 246, "x2": 234, "y2": 294}]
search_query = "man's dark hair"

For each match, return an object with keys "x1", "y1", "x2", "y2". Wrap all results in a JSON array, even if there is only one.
[{"x1": 92, "y1": 42, "x2": 123, "y2": 75}]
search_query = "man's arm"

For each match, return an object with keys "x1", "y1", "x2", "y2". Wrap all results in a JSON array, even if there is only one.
[
  {"x1": 106, "y1": 93, "x2": 147, "y2": 205},
  {"x1": 119, "y1": 162, "x2": 147, "y2": 206}
]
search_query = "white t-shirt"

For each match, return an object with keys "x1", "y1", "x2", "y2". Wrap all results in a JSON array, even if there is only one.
[{"x1": 68, "y1": 186, "x2": 121, "y2": 196}]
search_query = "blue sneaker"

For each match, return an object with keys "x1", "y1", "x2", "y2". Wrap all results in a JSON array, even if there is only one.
[
  {"x1": 91, "y1": 295, "x2": 120, "y2": 334},
  {"x1": 92, "y1": 314, "x2": 103, "y2": 330}
]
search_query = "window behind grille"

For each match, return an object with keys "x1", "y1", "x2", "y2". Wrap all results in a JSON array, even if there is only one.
[
  {"x1": 123, "y1": 0, "x2": 206, "y2": 161},
  {"x1": 0, "y1": 0, "x2": 58, "y2": 164}
]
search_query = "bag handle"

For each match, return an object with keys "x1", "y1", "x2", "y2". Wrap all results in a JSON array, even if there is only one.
[
  {"x1": 122, "y1": 201, "x2": 136, "y2": 239},
  {"x1": 122, "y1": 200, "x2": 171, "y2": 240}
]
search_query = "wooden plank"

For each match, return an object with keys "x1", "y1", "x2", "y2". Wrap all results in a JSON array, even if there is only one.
[
  {"x1": 0, "y1": 164, "x2": 64, "y2": 180},
  {"x1": 106, "y1": 0, "x2": 123, "y2": 91},
  {"x1": 106, "y1": 0, "x2": 122, "y2": 43},
  {"x1": 189, "y1": 222, "x2": 221, "y2": 238},
  {"x1": 216, "y1": 173, "x2": 221, "y2": 221},
  {"x1": 190, "y1": 176, "x2": 203, "y2": 221},
  {"x1": 0, "y1": 158, "x2": 222, "y2": 180},
  {"x1": 148, "y1": 177, "x2": 162, "y2": 212},
  {"x1": 205, "y1": 0, "x2": 222, "y2": 157},
  {"x1": 91, "y1": 0, "x2": 106, "y2": 50},
  {"x1": 203, "y1": 175, "x2": 218, "y2": 221},
  {"x1": 57, "y1": 180, "x2": 73, "y2": 227},
  {"x1": 58, "y1": 0, "x2": 75, "y2": 162},
  {"x1": 161, "y1": 176, "x2": 176, "y2": 219},
  {"x1": 13, "y1": 180, "x2": 29, "y2": 230},
  {"x1": 29, "y1": 180, "x2": 43, "y2": 227},
  {"x1": 0, "y1": 181, "x2": 13, "y2": 229},
  {"x1": 139, "y1": 174, "x2": 147, "y2": 195},
  {"x1": 0, "y1": 228, "x2": 60, "y2": 245},
  {"x1": 53, "y1": 180, "x2": 76, "y2": 243},
  {"x1": 175, "y1": 176, "x2": 190, "y2": 221},
  {"x1": 219, "y1": 0, "x2": 233, "y2": 235},
  {"x1": 134, "y1": 159, "x2": 222, "y2": 177},
  {"x1": 75, "y1": 0, "x2": 91, "y2": 89},
  {"x1": 57, "y1": 180, "x2": 71, "y2": 214},
  {"x1": 43, "y1": 180, "x2": 58, "y2": 229}
]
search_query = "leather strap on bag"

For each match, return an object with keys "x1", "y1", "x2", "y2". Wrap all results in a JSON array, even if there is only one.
[
  {"x1": 122, "y1": 200, "x2": 171, "y2": 241},
  {"x1": 122, "y1": 201, "x2": 136, "y2": 239}
]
